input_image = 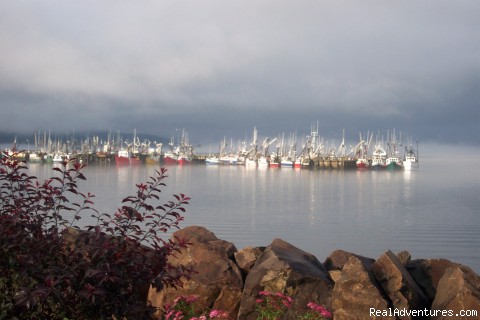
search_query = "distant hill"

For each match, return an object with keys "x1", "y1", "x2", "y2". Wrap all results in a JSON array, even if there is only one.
[{"x1": 0, "y1": 130, "x2": 169, "y2": 145}]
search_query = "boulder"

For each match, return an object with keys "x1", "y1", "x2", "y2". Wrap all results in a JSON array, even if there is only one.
[
  {"x1": 234, "y1": 246, "x2": 265, "y2": 276},
  {"x1": 371, "y1": 250, "x2": 429, "y2": 319},
  {"x1": 147, "y1": 226, "x2": 243, "y2": 318},
  {"x1": 396, "y1": 251, "x2": 411, "y2": 266},
  {"x1": 323, "y1": 249, "x2": 375, "y2": 271},
  {"x1": 238, "y1": 238, "x2": 332, "y2": 320},
  {"x1": 407, "y1": 258, "x2": 460, "y2": 302},
  {"x1": 328, "y1": 270, "x2": 342, "y2": 283},
  {"x1": 332, "y1": 255, "x2": 395, "y2": 319},
  {"x1": 431, "y1": 265, "x2": 480, "y2": 320}
]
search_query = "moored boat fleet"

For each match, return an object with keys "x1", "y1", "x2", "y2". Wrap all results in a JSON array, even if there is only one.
[
  {"x1": 3, "y1": 126, "x2": 419, "y2": 171},
  {"x1": 205, "y1": 127, "x2": 419, "y2": 171}
]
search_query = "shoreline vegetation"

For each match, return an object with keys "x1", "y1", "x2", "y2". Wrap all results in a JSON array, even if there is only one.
[{"x1": 1, "y1": 150, "x2": 479, "y2": 319}]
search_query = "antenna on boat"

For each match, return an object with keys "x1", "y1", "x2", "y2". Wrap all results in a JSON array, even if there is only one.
[{"x1": 416, "y1": 140, "x2": 419, "y2": 165}]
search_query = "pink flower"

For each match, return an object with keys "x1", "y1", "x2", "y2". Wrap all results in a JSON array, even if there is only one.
[
  {"x1": 255, "y1": 298, "x2": 264, "y2": 304},
  {"x1": 209, "y1": 309, "x2": 230, "y2": 318},
  {"x1": 165, "y1": 309, "x2": 175, "y2": 320},
  {"x1": 185, "y1": 295, "x2": 199, "y2": 304},
  {"x1": 173, "y1": 296, "x2": 183, "y2": 304},
  {"x1": 321, "y1": 309, "x2": 333, "y2": 318},
  {"x1": 259, "y1": 290, "x2": 272, "y2": 296},
  {"x1": 281, "y1": 299, "x2": 292, "y2": 308},
  {"x1": 307, "y1": 302, "x2": 332, "y2": 318}
]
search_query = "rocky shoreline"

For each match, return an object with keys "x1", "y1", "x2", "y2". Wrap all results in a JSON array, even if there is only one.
[{"x1": 147, "y1": 226, "x2": 480, "y2": 319}]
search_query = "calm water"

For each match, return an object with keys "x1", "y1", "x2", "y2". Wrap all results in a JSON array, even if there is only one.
[{"x1": 26, "y1": 144, "x2": 480, "y2": 273}]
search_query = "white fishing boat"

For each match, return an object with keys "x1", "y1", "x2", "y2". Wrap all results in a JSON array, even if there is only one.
[
  {"x1": 280, "y1": 159, "x2": 294, "y2": 167},
  {"x1": 403, "y1": 141, "x2": 419, "y2": 170},
  {"x1": 371, "y1": 144, "x2": 387, "y2": 170},
  {"x1": 257, "y1": 156, "x2": 269, "y2": 168},
  {"x1": 28, "y1": 152, "x2": 43, "y2": 163},
  {"x1": 245, "y1": 158, "x2": 257, "y2": 167},
  {"x1": 53, "y1": 153, "x2": 66, "y2": 163},
  {"x1": 205, "y1": 156, "x2": 220, "y2": 165}
]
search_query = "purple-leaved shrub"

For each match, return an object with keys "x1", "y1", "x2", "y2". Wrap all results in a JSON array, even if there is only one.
[{"x1": 0, "y1": 149, "x2": 192, "y2": 319}]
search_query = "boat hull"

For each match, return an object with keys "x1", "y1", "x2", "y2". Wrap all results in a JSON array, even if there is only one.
[
  {"x1": 162, "y1": 155, "x2": 178, "y2": 165},
  {"x1": 281, "y1": 160, "x2": 294, "y2": 167},
  {"x1": 371, "y1": 163, "x2": 386, "y2": 170},
  {"x1": 115, "y1": 155, "x2": 141, "y2": 165},
  {"x1": 403, "y1": 161, "x2": 418, "y2": 170},
  {"x1": 356, "y1": 158, "x2": 369, "y2": 169},
  {"x1": 206, "y1": 158, "x2": 220, "y2": 165},
  {"x1": 145, "y1": 157, "x2": 159, "y2": 165},
  {"x1": 178, "y1": 157, "x2": 192, "y2": 165},
  {"x1": 386, "y1": 162, "x2": 403, "y2": 170}
]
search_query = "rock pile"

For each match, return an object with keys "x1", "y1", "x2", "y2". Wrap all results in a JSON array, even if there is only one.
[{"x1": 148, "y1": 226, "x2": 480, "y2": 319}]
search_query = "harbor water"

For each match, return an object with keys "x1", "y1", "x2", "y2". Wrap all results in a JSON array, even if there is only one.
[{"x1": 25, "y1": 144, "x2": 480, "y2": 273}]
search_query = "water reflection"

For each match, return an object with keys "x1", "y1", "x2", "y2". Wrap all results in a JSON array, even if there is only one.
[{"x1": 23, "y1": 160, "x2": 480, "y2": 272}]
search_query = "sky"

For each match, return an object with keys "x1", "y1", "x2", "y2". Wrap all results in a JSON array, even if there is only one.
[{"x1": 1, "y1": 1, "x2": 479, "y2": 149}]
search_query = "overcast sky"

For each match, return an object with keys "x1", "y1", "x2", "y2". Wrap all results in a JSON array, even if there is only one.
[{"x1": 1, "y1": 1, "x2": 479, "y2": 147}]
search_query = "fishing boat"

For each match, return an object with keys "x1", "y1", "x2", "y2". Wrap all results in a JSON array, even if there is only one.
[
  {"x1": 257, "y1": 156, "x2": 269, "y2": 168},
  {"x1": 269, "y1": 160, "x2": 280, "y2": 168},
  {"x1": 354, "y1": 132, "x2": 372, "y2": 169},
  {"x1": 162, "y1": 129, "x2": 195, "y2": 165},
  {"x1": 144, "y1": 154, "x2": 160, "y2": 164},
  {"x1": 177, "y1": 154, "x2": 193, "y2": 165},
  {"x1": 115, "y1": 149, "x2": 141, "y2": 165},
  {"x1": 371, "y1": 144, "x2": 387, "y2": 170},
  {"x1": 53, "y1": 153, "x2": 66, "y2": 163},
  {"x1": 27, "y1": 152, "x2": 43, "y2": 163},
  {"x1": 281, "y1": 159, "x2": 294, "y2": 167},
  {"x1": 162, "y1": 151, "x2": 178, "y2": 164},
  {"x1": 356, "y1": 158, "x2": 369, "y2": 169},
  {"x1": 205, "y1": 156, "x2": 220, "y2": 165},
  {"x1": 228, "y1": 155, "x2": 239, "y2": 165},
  {"x1": 385, "y1": 131, "x2": 403, "y2": 170},
  {"x1": 143, "y1": 141, "x2": 161, "y2": 164},
  {"x1": 403, "y1": 141, "x2": 419, "y2": 170},
  {"x1": 245, "y1": 158, "x2": 257, "y2": 167},
  {"x1": 294, "y1": 158, "x2": 302, "y2": 169},
  {"x1": 269, "y1": 153, "x2": 280, "y2": 168},
  {"x1": 386, "y1": 156, "x2": 403, "y2": 170}
]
